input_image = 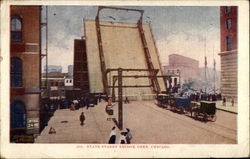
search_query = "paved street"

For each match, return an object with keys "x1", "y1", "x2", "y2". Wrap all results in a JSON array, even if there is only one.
[{"x1": 35, "y1": 100, "x2": 237, "y2": 144}]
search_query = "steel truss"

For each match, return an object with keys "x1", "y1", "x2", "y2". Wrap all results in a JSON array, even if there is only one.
[{"x1": 107, "y1": 68, "x2": 171, "y2": 130}]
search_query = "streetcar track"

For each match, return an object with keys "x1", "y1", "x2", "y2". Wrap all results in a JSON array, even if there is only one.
[
  {"x1": 140, "y1": 101, "x2": 237, "y2": 142},
  {"x1": 153, "y1": 101, "x2": 237, "y2": 132},
  {"x1": 206, "y1": 121, "x2": 236, "y2": 133}
]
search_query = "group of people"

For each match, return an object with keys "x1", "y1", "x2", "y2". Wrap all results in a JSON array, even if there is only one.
[
  {"x1": 69, "y1": 97, "x2": 91, "y2": 110},
  {"x1": 108, "y1": 127, "x2": 133, "y2": 144},
  {"x1": 42, "y1": 93, "x2": 111, "y2": 112},
  {"x1": 186, "y1": 92, "x2": 222, "y2": 102}
]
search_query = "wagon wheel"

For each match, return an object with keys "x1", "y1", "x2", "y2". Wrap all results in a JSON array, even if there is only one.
[
  {"x1": 211, "y1": 115, "x2": 217, "y2": 122},
  {"x1": 193, "y1": 112, "x2": 198, "y2": 119},
  {"x1": 163, "y1": 104, "x2": 168, "y2": 109},
  {"x1": 203, "y1": 113, "x2": 208, "y2": 121},
  {"x1": 167, "y1": 104, "x2": 171, "y2": 110},
  {"x1": 191, "y1": 107, "x2": 197, "y2": 118},
  {"x1": 190, "y1": 109, "x2": 193, "y2": 117},
  {"x1": 181, "y1": 107, "x2": 185, "y2": 114},
  {"x1": 169, "y1": 100, "x2": 175, "y2": 111},
  {"x1": 172, "y1": 106, "x2": 176, "y2": 112},
  {"x1": 170, "y1": 99, "x2": 175, "y2": 106},
  {"x1": 187, "y1": 107, "x2": 192, "y2": 116},
  {"x1": 183, "y1": 108, "x2": 187, "y2": 114}
]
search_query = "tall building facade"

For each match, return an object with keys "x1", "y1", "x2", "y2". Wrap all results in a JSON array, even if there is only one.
[
  {"x1": 68, "y1": 65, "x2": 73, "y2": 77},
  {"x1": 41, "y1": 72, "x2": 66, "y2": 99},
  {"x1": 10, "y1": 6, "x2": 41, "y2": 140},
  {"x1": 73, "y1": 38, "x2": 90, "y2": 97},
  {"x1": 219, "y1": 6, "x2": 237, "y2": 102},
  {"x1": 162, "y1": 54, "x2": 199, "y2": 84}
]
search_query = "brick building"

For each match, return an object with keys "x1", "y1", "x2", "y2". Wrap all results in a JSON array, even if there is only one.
[
  {"x1": 10, "y1": 6, "x2": 41, "y2": 139},
  {"x1": 219, "y1": 6, "x2": 237, "y2": 102},
  {"x1": 41, "y1": 72, "x2": 67, "y2": 99},
  {"x1": 162, "y1": 54, "x2": 199, "y2": 84}
]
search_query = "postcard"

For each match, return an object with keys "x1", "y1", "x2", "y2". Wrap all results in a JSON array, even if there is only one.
[{"x1": 0, "y1": 0, "x2": 249, "y2": 158}]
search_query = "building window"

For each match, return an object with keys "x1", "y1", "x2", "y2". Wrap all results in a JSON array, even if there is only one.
[
  {"x1": 11, "y1": 101, "x2": 26, "y2": 129},
  {"x1": 226, "y1": 36, "x2": 233, "y2": 51},
  {"x1": 11, "y1": 58, "x2": 23, "y2": 87},
  {"x1": 11, "y1": 16, "x2": 22, "y2": 42},
  {"x1": 226, "y1": 19, "x2": 232, "y2": 29},
  {"x1": 225, "y1": 6, "x2": 232, "y2": 13}
]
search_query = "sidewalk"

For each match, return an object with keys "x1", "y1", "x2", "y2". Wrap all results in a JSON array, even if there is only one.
[
  {"x1": 35, "y1": 102, "x2": 126, "y2": 143},
  {"x1": 215, "y1": 101, "x2": 237, "y2": 114}
]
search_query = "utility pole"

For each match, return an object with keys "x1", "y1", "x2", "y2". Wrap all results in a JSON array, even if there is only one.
[
  {"x1": 213, "y1": 46, "x2": 216, "y2": 94},
  {"x1": 118, "y1": 68, "x2": 123, "y2": 130},
  {"x1": 204, "y1": 37, "x2": 207, "y2": 94},
  {"x1": 204, "y1": 23, "x2": 213, "y2": 94},
  {"x1": 41, "y1": 6, "x2": 49, "y2": 97},
  {"x1": 45, "y1": 6, "x2": 49, "y2": 97}
]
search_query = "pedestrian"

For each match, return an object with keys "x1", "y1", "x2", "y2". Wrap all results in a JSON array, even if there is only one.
[
  {"x1": 70, "y1": 103, "x2": 75, "y2": 111},
  {"x1": 73, "y1": 99, "x2": 79, "y2": 109},
  {"x1": 98, "y1": 94, "x2": 101, "y2": 102},
  {"x1": 223, "y1": 97, "x2": 226, "y2": 106},
  {"x1": 231, "y1": 97, "x2": 234, "y2": 107},
  {"x1": 44, "y1": 104, "x2": 49, "y2": 112},
  {"x1": 79, "y1": 97, "x2": 85, "y2": 108},
  {"x1": 108, "y1": 97, "x2": 112, "y2": 106},
  {"x1": 108, "y1": 126, "x2": 116, "y2": 144},
  {"x1": 85, "y1": 96, "x2": 90, "y2": 109},
  {"x1": 125, "y1": 128, "x2": 132, "y2": 144},
  {"x1": 119, "y1": 132, "x2": 127, "y2": 144},
  {"x1": 79, "y1": 112, "x2": 85, "y2": 126},
  {"x1": 124, "y1": 96, "x2": 130, "y2": 104}
]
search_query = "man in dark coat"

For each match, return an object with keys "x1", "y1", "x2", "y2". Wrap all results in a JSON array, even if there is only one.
[
  {"x1": 79, "y1": 112, "x2": 85, "y2": 126},
  {"x1": 108, "y1": 126, "x2": 116, "y2": 144}
]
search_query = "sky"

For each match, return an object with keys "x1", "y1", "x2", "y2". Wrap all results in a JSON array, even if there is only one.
[{"x1": 41, "y1": 6, "x2": 220, "y2": 73}]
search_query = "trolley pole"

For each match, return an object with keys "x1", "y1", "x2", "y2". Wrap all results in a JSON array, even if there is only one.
[
  {"x1": 45, "y1": 6, "x2": 49, "y2": 97},
  {"x1": 118, "y1": 68, "x2": 123, "y2": 130}
]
